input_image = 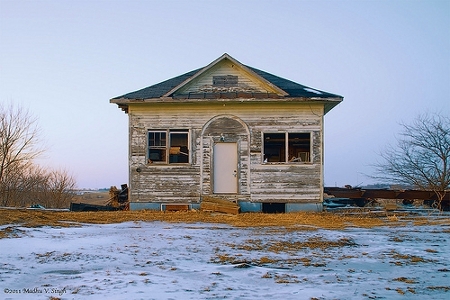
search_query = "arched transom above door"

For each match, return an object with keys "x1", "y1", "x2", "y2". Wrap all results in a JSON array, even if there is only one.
[{"x1": 202, "y1": 115, "x2": 249, "y2": 136}]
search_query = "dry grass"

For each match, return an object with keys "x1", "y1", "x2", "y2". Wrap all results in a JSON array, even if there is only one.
[
  {"x1": 226, "y1": 237, "x2": 356, "y2": 253},
  {"x1": 393, "y1": 277, "x2": 418, "y2": 284},
  {"x1": 0, "y1": 208, "x2": 388, "y2": 229},
  {"x1": 0, "y1": 208, "x2": 449, "y2": 230}
]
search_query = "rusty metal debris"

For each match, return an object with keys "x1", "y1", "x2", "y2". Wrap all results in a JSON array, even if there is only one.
[{"x1": 324, "y1": 187, "x2": 449, "y2": 211}]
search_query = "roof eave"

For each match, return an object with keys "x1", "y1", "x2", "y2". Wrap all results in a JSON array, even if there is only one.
[
  {"x1": 110, "y1": 96, "x2": 342, "y2": 106},
  {"x1": 322, "y1": 97, "x2": 343, "y2": 114}
]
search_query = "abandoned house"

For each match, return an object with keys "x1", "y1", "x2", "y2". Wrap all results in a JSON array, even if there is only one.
[{"x1": 110, "y1": 53, "x2": 343, "y2": 213}]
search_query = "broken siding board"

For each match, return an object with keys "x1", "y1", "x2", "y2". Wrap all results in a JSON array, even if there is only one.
[
  {"x1": 200, "y1": 202, "x2": 240, "y2": 214},
  {"x1": 164, "y1": 204, "x2": 189, "y2": 211},
  {"x1": 176, "y1": 60, "x2": 273, "y2": 95},
  {"x1": 200, "y1": 195, "x2": 240, "y2": 214}
]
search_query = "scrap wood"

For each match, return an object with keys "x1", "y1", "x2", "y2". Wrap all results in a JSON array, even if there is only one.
[
  {"x1": 107, "y1": 186, "x2": 120, "y2": 208},
  {"x1": 200, "y1": 196, "x2": 240, "y2": 215},
  {"x1": 165, "y1": 204, "x2": 189, "y2": 211}
]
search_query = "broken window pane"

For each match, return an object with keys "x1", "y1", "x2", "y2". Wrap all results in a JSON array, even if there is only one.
[
  {"x1": 288, "y1": 133, "x2": 310, "y2": 162},
  {"x1": 263, "y1": 132, "x2": 311, "y2": 163},
  {"x1": 148, "y1": 130, "x2": 189, "y2": 164},
  {"x1": 169, "y1": 131, "x2": 189, "y2": 163},
  {"x1": 263, "y1": 133, "x2": 285, "y2": 162}
]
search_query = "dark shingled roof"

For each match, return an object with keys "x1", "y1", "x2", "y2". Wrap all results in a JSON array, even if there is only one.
[
  {"x1": 112, "y1": 66, "x2": 342, "y2": 100},
  {"x1": 247, "y1": 66, "x2": 341, "y2": 98},
  {"x1": 112, "y1": 68, "x2": 201, "y2": 100}
]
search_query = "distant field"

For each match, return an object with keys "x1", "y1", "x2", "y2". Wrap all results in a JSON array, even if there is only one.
[{"x1": 71, "y1": 191, "x2": 111, "y2": 205}]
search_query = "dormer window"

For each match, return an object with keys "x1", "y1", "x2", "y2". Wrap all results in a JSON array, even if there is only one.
[{"x1": 213, "y1": 75, "x2": 238, "y2": 87}]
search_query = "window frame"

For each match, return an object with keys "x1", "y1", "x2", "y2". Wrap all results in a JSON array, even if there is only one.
[
  {"x1": 262, "y1": 131, "x2": 312, "y2": 164},
  {"x1": 147, "y1": 129, "x2": 190, "y2": 164}
]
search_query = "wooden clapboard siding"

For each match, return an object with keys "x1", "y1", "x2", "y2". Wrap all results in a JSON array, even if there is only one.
[
  {"x1": 200, "y1": 136, "x2": 212, "y2": 195},
  {"x1": 253, "y1": 193, "x2": 321, "y2": 203},
  {"x1": 250, "y1": 161, "x2": 321, "y2": 202},
  {"x1": 127, "y1": 101, "x2": 324, "y2": 204},
  {"x1": 175, "y1": 59, "x2": 276, "y2": 95},
  {"x1": 130, "y1": 165, "x2": 200, "y2": 203}
]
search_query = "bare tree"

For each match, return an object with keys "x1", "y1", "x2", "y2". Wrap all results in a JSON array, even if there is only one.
[
  {"x1": 0, "y1": 103, "x2": 76, "y2": 208},
  {"x1": 45, "y1": 169, "x2": 76, "y2": 208},
  {"x1": 16, "y1": 164, "x2": 49, "y2": 207},
  {"x1": 373, "y1": 112, "x2": 450, "y2": 209},
  {"x1": 0, "y1": 103, "x2": 42, "y2": 186}
]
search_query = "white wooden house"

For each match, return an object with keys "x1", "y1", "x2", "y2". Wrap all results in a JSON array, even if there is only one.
[{"x1": 110, "y1": 54, "x2": 343, "y2": 212}]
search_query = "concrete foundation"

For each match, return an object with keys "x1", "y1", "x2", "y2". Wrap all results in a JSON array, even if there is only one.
[{"x1": 130, "y1": 202, "x2": 323, "y2": 212}]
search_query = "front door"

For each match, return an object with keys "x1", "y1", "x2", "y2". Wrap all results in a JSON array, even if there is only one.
[{"x1": 213, "y1": 143, "x2": 238, "y2": 193}]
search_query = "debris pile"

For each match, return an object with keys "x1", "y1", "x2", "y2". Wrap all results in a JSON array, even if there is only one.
[
  {"x1": 107, "y1": 184, "x2": 129, "y2": 210},
  {"x1": 70, "y1": 184, "x2": 128, "y2": 212}
]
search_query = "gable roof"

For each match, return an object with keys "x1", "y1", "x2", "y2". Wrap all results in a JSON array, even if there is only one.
[
  {"x1": 111, "y1": 53, "x2": 343, "y2": 113},
  {"x1": 113, "y1": 68, "x2": 202, "y2": 100},
  {"x1": 163, "y1": 53, "x2": 289, "y2": 97}
]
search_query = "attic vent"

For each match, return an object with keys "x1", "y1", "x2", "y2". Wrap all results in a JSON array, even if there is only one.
[{"x1": 213, "y1": 75, "x2": 238, "y2": 87}]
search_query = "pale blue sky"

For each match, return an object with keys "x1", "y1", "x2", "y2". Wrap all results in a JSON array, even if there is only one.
[{"x1": 1, "y1": 0, "x2": 449, "y2": 188}]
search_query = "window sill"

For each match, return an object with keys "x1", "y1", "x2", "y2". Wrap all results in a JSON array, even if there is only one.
[
  {"x1": 146, "y1": 163, "x2": 192, "y2": 166},
  {"x1": 262, "y1": 162, "x2": 313, "y2": 165}
]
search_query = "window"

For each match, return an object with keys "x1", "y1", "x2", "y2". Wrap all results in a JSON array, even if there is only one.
[
  {"x1": 288, "y1": 133, "x2": 311, "y2": 162},
  {"x1": 148, "y1": 130, "x2": 189, "y2": 164},
  {"x1": 263, "y1": 132, "x2": 311, "y2": 163},
  {"x1": 148, "y1": 131, "x2": 166, "y2": 162},
  {"x1": 263, "y1": 133, "x2": 285, "y2": 163},
  {"x1": 169, "y1": 131, "x2": 189, "y2": 163},
  {"x1": 213, "y1": 75, "x2": 238, "y2": 87}
]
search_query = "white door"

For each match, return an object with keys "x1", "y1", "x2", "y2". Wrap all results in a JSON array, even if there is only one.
[{"x1": 213, "y1": 143, "x2": 238, "y2": 193}]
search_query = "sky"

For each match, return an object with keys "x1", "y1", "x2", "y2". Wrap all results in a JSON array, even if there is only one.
[{"x1": 0, "y1": 0, "x2": 449, "y2": 189}]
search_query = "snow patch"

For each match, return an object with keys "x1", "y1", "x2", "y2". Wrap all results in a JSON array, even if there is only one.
[
  {"x1": 1, "y1": 221, "x2": 449, "y2": 299},
  {"x1": 304, "y1": 87, "x2": 323, "y2": 94}
]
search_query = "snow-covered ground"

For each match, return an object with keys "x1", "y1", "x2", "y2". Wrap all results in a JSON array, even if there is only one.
[{"x1": 1, "y1": 219, "x2": 449, "y2": 300}]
